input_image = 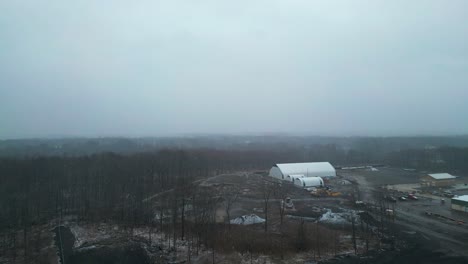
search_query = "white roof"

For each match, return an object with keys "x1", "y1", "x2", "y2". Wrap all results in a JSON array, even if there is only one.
[
  {"x1": 300, "y1": 177, "x2": 324, "y2": 186},
  {"x1": 294, "y1": 176, "x2": 324, "y2": 187},
  {"x1": 289, "y1": 174, "x2": 305, "y2": 177},
  {"x1": 427, "y1": 173, "x2": 457, "y2": 180},
  {"x1": 453, "y1": 195, "x2": 468, "y2": 202},
  {"x1": 275, "y1": 162, "x2": 336, "y2": 177}
]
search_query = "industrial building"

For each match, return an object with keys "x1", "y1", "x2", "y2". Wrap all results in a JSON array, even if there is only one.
[
  {"x1": 420, "y1": 173, "x2": 457, "y2": 187},
  {"x1": 269, "y1": 162, "x2": 336, "y2": 180},
  {"x1": 294, "y1": 177, "x2": 324, "y2": 188},
  {"x1": 451, "y1": 195, "x2": 468, "y2": 213}
]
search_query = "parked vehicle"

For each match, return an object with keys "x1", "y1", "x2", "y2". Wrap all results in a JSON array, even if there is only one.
[
  {"x1": 399, "y1": 196, "x2": 407, "y2": 201},
  {"x1": 443, "y1": 191, "x2": 454, "y2": 198},
  {"x1": 385, "y1": 209, "x2": 394, "y2": 216},
  {"x1": 384, "y1": 195, "x2": 397, "y2": 203},
  {"x1": 355, "y1": 201, "x2": 366, "y2": 207},
  {"x1": 311, "y1": 189, "x2": 341, "y2": 197},
  {"x1": 283, "y1": 197, "x2": 294, "y2": 209},
  {"x1": 407, "y1": 194, "x2": 419, "y2": 200}
]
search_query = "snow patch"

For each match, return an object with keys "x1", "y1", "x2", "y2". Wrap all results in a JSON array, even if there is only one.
[
  {"x1": 69, "y1": 223, "x2": 112, "y2": 248},
  {"x1": 230, "y1": 214, "x2": 265, "y2": 225},
  {"x1": 319, "y1": 209, "x2": 360, "y2": 226}
]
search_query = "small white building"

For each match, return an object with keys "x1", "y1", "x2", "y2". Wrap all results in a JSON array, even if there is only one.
[
  {"x1": 451, "y1": 195, "x2": 468, "y2": 213},
  {"x1": 269, "y1": 162, "x2": 336, "y2": 180},
  {"x1": 294, "y1": 177, "x2": 325, "y2": 188},
  {"x1": 420, "y1": 173, "x2": 457, "y2": 187}
]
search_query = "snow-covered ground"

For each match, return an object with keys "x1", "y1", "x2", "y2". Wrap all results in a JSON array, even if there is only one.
[
  {"x1": 69, "y1": 223, "x2": 113, "y2": 248},
  {"x1": 318, "y1": 209, "x2": 360, "y2": 226},
  {"x1": 230, "y1": 214, "x2": 266, "y2": 225}
]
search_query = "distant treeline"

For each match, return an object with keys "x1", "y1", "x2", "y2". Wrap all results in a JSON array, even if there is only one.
[
  {"x1": 387, "y1": 147, "x2": 468, "y2": 175},
  {"x1": 1, "y1": 135, "x2": 468, "y2": 157}
]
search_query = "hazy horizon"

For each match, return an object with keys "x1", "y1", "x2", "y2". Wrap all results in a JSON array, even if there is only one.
[
  {"x1": 1, "y1": 1, "x2": 468, "y2": 139},
  {"x1": 3, "y1": 132, "x2": 468, "y2": 141}
]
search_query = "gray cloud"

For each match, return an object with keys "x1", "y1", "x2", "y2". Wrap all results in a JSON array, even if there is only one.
[{"x1": 1, "y1": 0, "x2": 468, "y2": 138}]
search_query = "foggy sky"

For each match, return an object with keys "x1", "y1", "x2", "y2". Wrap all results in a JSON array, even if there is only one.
[{"x1": 1, "y1": 1, "x2": 468, "y2": 139}]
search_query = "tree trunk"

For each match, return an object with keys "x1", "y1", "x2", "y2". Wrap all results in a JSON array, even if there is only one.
[
  {"x1": 351, "y1": 216, "x2": 357, "y2": 255},
  {"x1": 181, "y1": 198, "x2": 185, "y2": 240}
]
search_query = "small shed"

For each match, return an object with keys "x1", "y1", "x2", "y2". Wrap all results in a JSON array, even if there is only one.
[
  {"x1": 451, "y1": 195, "x2": 468, "y2": 213},
  {"x1": 294, "y1": 177, "x2": 324, "y2": 188},
  {"x1": 420, "y1": 173, "x2": 457, "y2": 187}
]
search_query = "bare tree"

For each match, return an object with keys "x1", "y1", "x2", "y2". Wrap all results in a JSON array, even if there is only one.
[
  {"x1": 261, "y1": 179, "x2": 275, "y2": 233},
  {"x1": 351, "y1": 215, "x2": 357, "y2": 255},
  {"x1": 273, "y1": 183, "x2": 289, "y2": 226},
  {"x1": 273, "y1": 182, "x2": 289, "y2": 259},
  {"x1": 221, "y1": 185, "x2": 240, "y2": 230}
]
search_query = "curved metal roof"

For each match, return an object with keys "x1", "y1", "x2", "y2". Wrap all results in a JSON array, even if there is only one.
[
  {"x1": 275, "y1": 162, "x2": 336, "y2": 177},
  {"x1": 295, "y1": 177, "x2": 324, "y2": 187},
  {"x1": 289, "y1": 174, "x2": 305, "y2": 182}
]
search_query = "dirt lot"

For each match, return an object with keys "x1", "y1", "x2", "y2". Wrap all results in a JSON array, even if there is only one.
[
  {"x1": 339, "y1": 167, "x2": 422, "y2": 186},
  {"x1": 201, "y1": 172, "x2": 358, "y2": 230}
]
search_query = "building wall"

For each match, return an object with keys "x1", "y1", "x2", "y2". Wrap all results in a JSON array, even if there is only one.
[
  {"x1": 451, "y1": 203, "x2": 468, "y2": 213},
  {"x1": 434, "y1": 179, "x2": 455, "y2": 187},
  {"x1": 420, "y1": 175, "x2": 432, "y2": 186},
  {"x1": 269, "y1": 166, "x2": 284, "y2": 180},
  {"x1": 290, "y1": 175, "x2": 304, "y2": 183},
  {"x1": 420, "y1": 176, "x2": 455, "y2": 187}
]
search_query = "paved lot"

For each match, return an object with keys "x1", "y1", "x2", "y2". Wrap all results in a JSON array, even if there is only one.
[
  {"x1": 339, "y1": 167, "x2": 422, "y2": 186},
  {"x1": 344, "y1": 167, "x2": 468, "y2": 257},
  {"x1": 395, "y1": 198, "x2": 468, "y2": 256}
]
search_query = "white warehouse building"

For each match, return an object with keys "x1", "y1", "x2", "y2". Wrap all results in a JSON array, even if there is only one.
[{"x1": 269, "y1": 162, "x2": 336, "y2": 180}]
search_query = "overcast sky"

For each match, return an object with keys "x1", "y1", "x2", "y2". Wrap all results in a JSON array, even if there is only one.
[{"x1": 1, "y1": 1, "x2": 467, "y2": 139}]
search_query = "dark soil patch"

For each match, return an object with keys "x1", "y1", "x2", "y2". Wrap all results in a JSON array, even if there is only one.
[{"x1": 69, "y1": 243, "x2": 151, "y2": 264}]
